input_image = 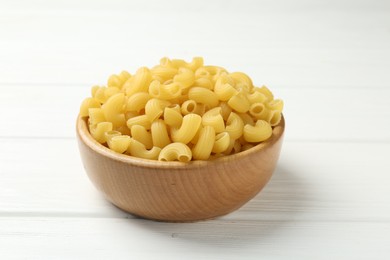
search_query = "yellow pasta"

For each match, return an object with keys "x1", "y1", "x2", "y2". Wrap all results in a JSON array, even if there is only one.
[
  {"x1": 104, "y1": 130, "x2": 121, "y2": 142},
  {"x1": 107, "y1": 134, "x2": 131, "y2": 154},
  {"x1": 189, "y1": 125, "x2": 203, "y2": 145},
  {"x1": 163, "y1": 105, "x2": 183, "y2": 127},
  {"x1": 101, "y1": 93, "x2": 126, "y2": 127},
  {"x1": 249, "y1": 102, "x2": 268, "y2": 120},
  {"x1": 150, "y1": 66, "x2": 177, "y2": 82},
  {"x1": 243, "y1": 120, "x2": 273, "y2": 143},
  {"x1": 124, "y1": 67, "x2": 152, "y2": 96},
  {"x1": 195, "y1": 67, "x2": 211, "y2": 79},
  {"x1": 118, "y1": 71, "x2": 132, "y2": 85},
  {"x1": 159, "y1": 57, "x2": 174, "y2": 68},
  {"x1": 173, "y1": 67, "x2": 195, "y2": 89},
  {"x1": 188, "y1": 87, "x2": 219, "y2": 108},
  {"x1": 227, "y1": 91, "x2": 250, "y2": 113},
  {"x1": 80, "y1": 98, "x2": 101, "y2": 117},
  {"x1": 212, "y1": 132, "x2": 230, "y2": 154},
  {"x1": 105, "y1": 87, "x2": 120, "y2": 99},
  {"x1": 192, "y1": 126, "x2": 215, "y2": 160},
  {"x1": 116, "y1": 125, "x2": 131, "y2": 136},
  {"x1": 255, "y1": 86, "x2": 274, "y2": 101},
  {"x1": 145, "y1": 98, "x2": 171, "y2": 122},
  {"x1": 126, "y1": 92, "x2": 151, "y2": 113},
  {"x1": 202, "y1": 107, "x2": 225, "y2": 133},
  {"x1": 193, "y1": 77, "x2": 213, "y2": 89},
  {"x1": 247, "y1": 91, "x2": 267, "y2": 104},
  {"x1": 80, "y1": 57, "x2": 283, "y2": 161},
  {"x1": 180, "y1": 100, "x2": 205, "y2": 115},
  {"x1": 108, "y1": 71, "x2": 131, "y2": 88},
  {"x1": 131, "y1": 125, "x2": 153, "y2": 149},
  {"x1": 151, "y1": 119, "x2": 171, "y2": 148},
  {"x1": 90, "y1": 122, "x2": 113, "y2": 143},
  {"x1": 219, "y1": 102, "x2": 232, "y2": 121},
  {"x1": 186, "y1": 57, "x2": 204, "y2": 71},
  {"x1": 170, "y1": 58, "x2": 188, "y2": 69},
  {"x1": 88, "y1": 108, "x2": 105, "y2": 125},
  {"x1": 224, "y1": 138, "x2": 236, "y2": 155},
  {"x1": 225, "y1": 112, "x2": 244, "y2": 140},
  {"x1": 238, "y1": 112, "x2": 255, "y2": 126},
  {"x1": 214, "y1": 75, "x2": 238, "y2": 101},
  {"x1": 127, "y1": 138, "x2": 161, "y2": 160},
  {"x1": 158, "y1": 142, "x2": 192, "y2": 162},
  {"x1": 266, "y1": 99, "x2": 284, "y2": 112},
  {"x1": 171, "y1": 114, "x2": 202, "y2": 144},
  {"x1": 126, "y1": 115, "x2": 151, "y2": 130},
  {"x1": 149, "y1": 80, "x2": 181, "y2": 100},
  {"x1": 229, "y1": 72, "x2": 253, "y2": 90},
  {"x1": 267, "y1": 110, "x2": 282, "y2": 126},
  {"x1": 203, "y1": 66, "x2": 227, "y2": 78},
  {"x1": 92, "y1": 86, "x2": 108, "y2": 103},
  {"x1": 125, "y1": 111, "x2": 139, "y2": 121}
]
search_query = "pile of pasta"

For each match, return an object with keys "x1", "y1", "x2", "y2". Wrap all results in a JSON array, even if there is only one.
[{"x1": 79, "y1": 57, "x2": 283, "y2": 162}]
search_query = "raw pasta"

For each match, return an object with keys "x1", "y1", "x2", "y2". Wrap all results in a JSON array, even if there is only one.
[{"x1": 79, "y1": 57, "x2": 283, "y2": 161}]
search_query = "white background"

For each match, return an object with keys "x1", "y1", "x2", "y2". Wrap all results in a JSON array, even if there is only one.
[{"x1": 1, "y1": 0, "x2": 389, "y2": 259}]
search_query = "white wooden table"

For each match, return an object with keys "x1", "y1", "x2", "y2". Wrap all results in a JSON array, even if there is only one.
[{"x1": 1, "y1": 0, "x2": 390, "y2": 259}]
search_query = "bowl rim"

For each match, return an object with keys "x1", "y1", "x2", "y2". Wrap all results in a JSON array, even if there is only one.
[{"x1": 76, "y1": 115, "x2": 285, "y2": 169}]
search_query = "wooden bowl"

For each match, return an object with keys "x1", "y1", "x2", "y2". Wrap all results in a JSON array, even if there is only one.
[{"x1": 76, "y1": 115, "x2": 285, "y2": 222}]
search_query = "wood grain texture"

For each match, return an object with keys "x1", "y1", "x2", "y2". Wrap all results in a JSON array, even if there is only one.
[
  {"x1": 1, "y1": 218, "x2": 390, "y2": 260},
  {"x1": 76, "y1": 116, "x2": 285, "y2": 221}
]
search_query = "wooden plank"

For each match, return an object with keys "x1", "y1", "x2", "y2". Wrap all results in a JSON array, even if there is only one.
[
  {"x1": 0, "y1": 217, "x2": 389, "y2": 259},
  {"x1": 0, "y1": 8, "x2": 389, "y2": 86},
  {"x1": 1, "y1": 139, "x2": 389, "y2": 222},
  {"x1": 1, "y1": 86, "x2": 389, "y2": 140},
  {"x1": 2, "y1": 0, "x2": 389, "y2": 12}
]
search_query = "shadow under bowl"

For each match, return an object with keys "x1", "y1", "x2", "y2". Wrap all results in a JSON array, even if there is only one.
[{"x1": 76, "y1": 115, "x2": 285, "y2": 222}]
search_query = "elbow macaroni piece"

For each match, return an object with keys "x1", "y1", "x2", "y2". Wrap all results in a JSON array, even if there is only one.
[
  {"x1": 243, "y1": 120, "x2": 273, "y2": 143},
  {"x1": 151, "y1": 119, "x2": 171, "y2": 148},
  {"x1": 229, "y1": 72, "x2": 253, "y2": 90},
  {"x1": 79, "y1": 57, "x2": 283, "y2": 161},
  {"x1": 107, "y1": 135, "x2": 131, "y2": 154},
  {"x1": 126, "y1": 92, "x2": 151, "y2": 113},
  {"x1": 124, "y1": 67, "x2": 152, "y2": 96},
  {"x1": 188, "y1": 87, "x2": 219, "y2": 108},
  {"x1": 225, "y1": 112, "x2": 244, "y2": 140},
  {"x1": 174, "y1": 67, "x2": 195, "y2": 89},
  {"x1": 171, "y1": 114, "x2": 202, "y2": 144},
  {"x1": 212, "y1": 132, "x2": 230, "y2": 154},
  {"x1": 80, "y1": 98, "x2": 101, "y2": 117},
  {"x1": 158, "y1": 142, "x2": 192, "y2": 162},
  {"x1": 145, "y1": 98, "x2": 171, "y2": 122},
  {"x1": 150, "y1": 66, "x2": 177, "y2": 82},
  {"x1": 149, "y1": 80, "x2": 182, "y2": 100},
  {"x1": 193, "y1": 77, "x2": 213, "y2": 89},
  {"x1": 227, "y1": 91, "x2": 250, "y2": 113},
  {"x1": 192, "y1": 126, "x2": 215, "y2": 160},
  {"x1": 131, "y1": 125, "x2": 153, "y2": 149},
  {"x1": 127, "y1": 138, "x2": 161, "y2": 160},
  {"x1": 126, "y1": 115, "x2": 152, "y2": 130},
  {"x1": 164, "y1": 105, "x2": 183, "y2": 127},
  {"x1": 90, "y1": 122, "x2": 113, "y2": 143},
  {"x1": 202, "y1": 107, "x2": 225, "y2": 133},
  {"x1": 88, "y1": 108, "x2": 105, "y2": 125},
  {"x1": 214, "y1": 76, "x2": 238, "y2": 101},
  {"x1": 102, "y1": 93, "x2": 126, "y2": 127},
  {"x1": 180, "y1": 100, "x2": 205, "y2": 115}
]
